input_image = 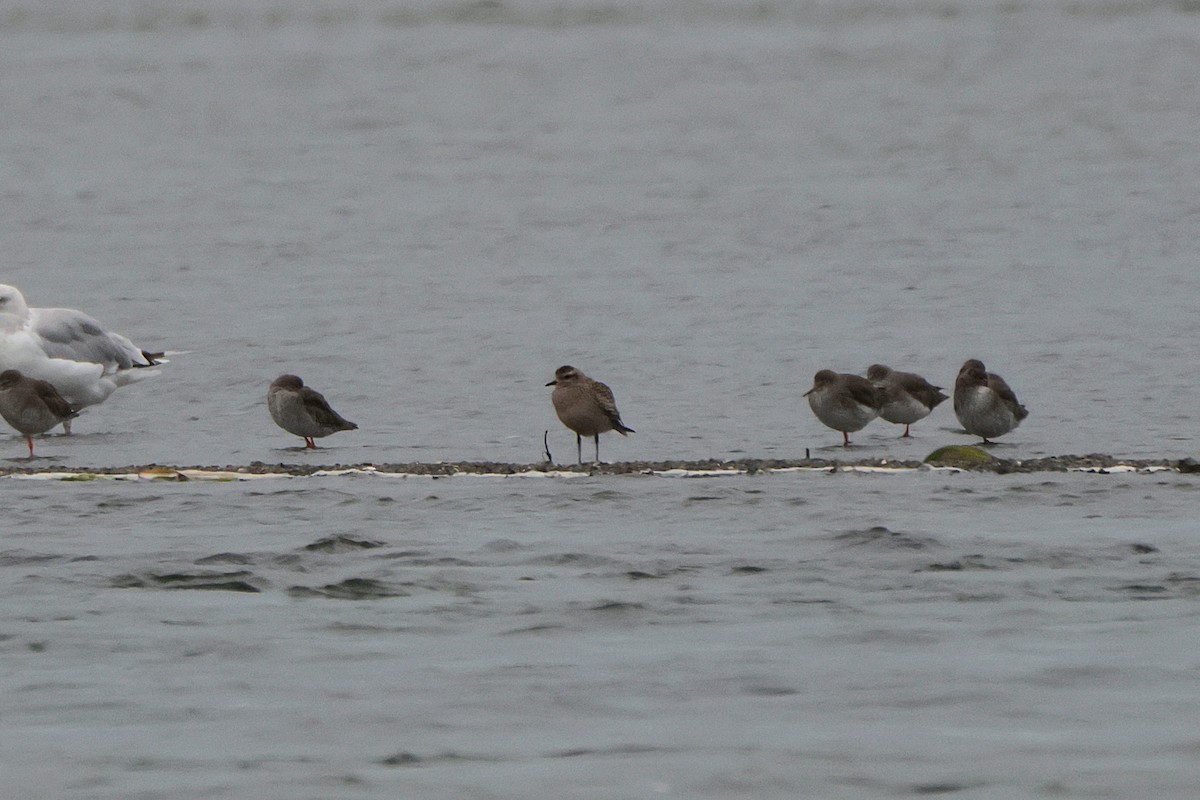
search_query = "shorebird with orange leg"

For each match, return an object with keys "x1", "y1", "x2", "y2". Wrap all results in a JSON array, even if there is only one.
[
  {"x1": 866, "y1": 363, "x2": 947, "y2": 438},
  {"x1": 0, "y1": 284, "x2": 162, "y2": 433},
  {"x1": 804, "y1": 369, "x2": 883, "y2": 446},
  {"x1": 267, "y1": 374, "x2": 357, "y2": 449},
  {"x1": 0, "y1": 369, "x2": 79, "y2": 458}
]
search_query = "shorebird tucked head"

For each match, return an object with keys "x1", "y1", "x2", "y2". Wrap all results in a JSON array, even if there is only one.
[
  {"x1": 957, "y1": 359, "x2": 987, "y2": 384},
  {"x1": 803, "y1": 369, "x2": 838, "y2": 396},
  {"x1": 0, "y1": 369, "x2": 23, "y2": 389},
  {"x1": 271, "y1": 374, "x2": 305, "y2": 391},
  {"x1": 865, "y1": 364, "x2": 893, "y2": 382},
  {"x1": 546, "y1": 365, "x2": 581, "y2": 387}
]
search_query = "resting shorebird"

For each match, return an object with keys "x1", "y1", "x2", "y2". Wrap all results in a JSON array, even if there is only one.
[
  {"x1": 0, "y1": 369, "x2": 79, "y2": 457},
  {"x1": 0, "y1": 284, "x2": 162, "y2": 433},
  {"x1": 546, "y1": 365, "x2": 634, "y2": 465},
  {"x1": 866, "y1": 364, "x2": 948, "y2": 437},
  {"x1": 267, "y1": 374, "x2": 357, "y2": 449},
  {"x1": 804, "y1": 369, "x2": 883, "y2": 446},
  {"x1": 953, "y1": 359, "x2": 1028, "y2": 444}
]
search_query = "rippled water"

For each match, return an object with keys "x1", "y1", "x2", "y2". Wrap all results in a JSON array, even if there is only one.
[
  {"x1": 3, "y1": 1, "x2": 1200, "y2": 797},
  {"x1": 7, "y1": 472, "x2": 1200, "y2": 798}
]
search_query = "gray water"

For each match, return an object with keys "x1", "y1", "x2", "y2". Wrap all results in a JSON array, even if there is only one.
[{"x1": 3, "y1": 1, "x2": 1200, "y2": 797}]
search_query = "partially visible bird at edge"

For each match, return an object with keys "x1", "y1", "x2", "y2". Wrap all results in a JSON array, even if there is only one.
[{"x1": 0, "y1": 369, "x2": 79, "y2": 458}]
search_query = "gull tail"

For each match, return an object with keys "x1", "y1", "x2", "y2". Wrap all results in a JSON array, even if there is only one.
[{"x1": 136, "y1": 350, "x2": 166, "y2": 366}]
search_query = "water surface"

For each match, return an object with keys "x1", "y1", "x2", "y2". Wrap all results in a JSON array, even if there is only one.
[{"x1": 2, "y1": 2, "x2": 1200, "y2": 797}]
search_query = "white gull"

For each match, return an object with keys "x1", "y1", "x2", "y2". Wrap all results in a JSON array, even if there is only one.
[{"x1": 0, "y1": 284, "x2": 162, "y2": 431}]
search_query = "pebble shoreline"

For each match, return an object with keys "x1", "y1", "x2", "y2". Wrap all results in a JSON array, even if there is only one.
[{"x1": 0, "y1": 455, "x2": 1197, "y2": 479}]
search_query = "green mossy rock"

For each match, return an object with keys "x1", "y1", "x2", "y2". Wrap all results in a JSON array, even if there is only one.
[{"x1": 924, "y1": 445, "x2": 995, "y2": 466}]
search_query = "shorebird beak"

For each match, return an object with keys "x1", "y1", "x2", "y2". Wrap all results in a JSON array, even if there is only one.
[
  {"x1": 545, "y1": 380, "x2": 557, "y2": 387},
  {"x1": 802, "y1": 388, "x2": 813, "y2": 397}
]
